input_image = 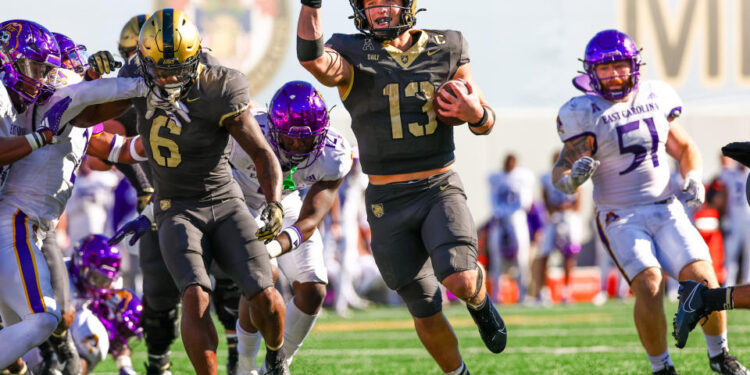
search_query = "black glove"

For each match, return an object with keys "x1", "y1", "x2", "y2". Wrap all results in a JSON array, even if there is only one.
[
  {"x1": 256, "y1": 201, "x2": 284, "y2": 243},
  {"x1": 88, "y1": 50, "x2": 123, "y2": 75},
  {"x1": 722, "y1": 142, "x2": 750, "y2": 168}
]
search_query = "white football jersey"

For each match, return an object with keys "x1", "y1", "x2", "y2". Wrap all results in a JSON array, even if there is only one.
[
  {"x1": 0, "y1": 83, "x2": 34, "y2": 193},
  {"x1": 719, "y1": 167, "x2": 750, "y2": 221},
  {"x1": 230, "y1": 110, "x2": 353, "y2": 211},
  {"x1": 541, "y1": 172, "x2": 577, "y2": 209},
  {"x1": 557, "y1": 80, "x2": 683, "y2": 210},
  {"x1": 488, "y1": 167, "x2": 535, "y2": 219},
  {"x1": 0, "y1": 70, "x2": 100, "y2": 230}
]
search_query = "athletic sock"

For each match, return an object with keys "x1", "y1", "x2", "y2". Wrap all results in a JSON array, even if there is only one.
[
  {"x1": 445, "y1": 361, "x2": 469, "y2": 375},
  {"x1": 281, "y1": 298, "x2": 319, "y2": 364},
  {"x1": 705, "y1": 331, "x2": 729, "y2": 358},
  {"x1": 647, "y1": 350, "x2": 674, "y2": 372},
  {"x1": 236, "y1": 320, "x2": 262, "y2": 372},
  {"x1": 703, "y1": 287, "x2": 735, "y2": 312}
]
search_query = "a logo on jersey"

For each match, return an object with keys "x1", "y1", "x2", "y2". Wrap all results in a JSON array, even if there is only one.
[
  {"x1": 160, "y1": 199, "x2": 171, "y2": 211},
  {"x1": 155, "y1": 0, "x2": 291, "y2": 96},
  {"x1": 371, "y1": 203, "x2": 384, "y2": 218},
  {"x1": 601, "y1": 102, "x2": 660, "y2": 124},
  {"x1": 400, "y1": 55, "x2": 409, "y2": 64},
  {"x1": 605, "y1": 211, "x2": 620, "y2": 225},
  {"x1": 363, "y1": 38, "x2": 375, "y2": 51},
  {"x1": 305, "y1": 175, "x2": 317, "y2": 182},
  {"x1": 591, "y1": 103, "x2": 601, "y2": 113},
  {"x1": 367, "y1": 54, "x2": 379, "y2": 61}
]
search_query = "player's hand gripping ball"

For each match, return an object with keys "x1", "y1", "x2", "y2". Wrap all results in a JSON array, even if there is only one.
[{"x1": 434, "y1": 79, "x2": 472, "y2": 126}]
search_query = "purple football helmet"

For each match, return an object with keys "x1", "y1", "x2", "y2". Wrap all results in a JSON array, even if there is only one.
[
  {"x1": 89, "y1": 289, "x2": 143, "y2": 351},
  {"x1": 0, "y1": 20, "x2": 61, "y2": 105},
  {"x1": 52, "y1": 32, "x2": 88, "y2": 74},
  {"x1": 267, "y1": 81, "x2": 330, "y2": 170},
  {"x1": 72, "y1": 234, "x2": 122, "y2": 297},
  {"x1": 582, "y1": 29, "x2": 641, "y2": 100}
]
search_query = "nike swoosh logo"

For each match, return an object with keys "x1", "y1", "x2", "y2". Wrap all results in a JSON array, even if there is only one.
[
  {"x1": 683, "y1": 284, "x2": 700, "y2": 313},
  {"x1": 426, "y1": 49, "x2": 440, "y2": 56},
  {"x1": 185, "y1": 97, "x2": 199, "y2": 103},
  {"x1": 440, "y1": 184, "x2": 449, "y2": 191}
]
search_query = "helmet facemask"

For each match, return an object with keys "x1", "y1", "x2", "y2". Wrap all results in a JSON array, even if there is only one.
[
  {"x1": 349, "y1": 0, "x2": 420, "y2": 41},
  {"x1": 581, "y1": 29, "x2": 642, "y2": 101},
  {"x1": 138, "y1": 49, "x2": 201, "y2": 100}
]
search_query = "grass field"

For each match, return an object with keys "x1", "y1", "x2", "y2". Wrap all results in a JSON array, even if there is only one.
[{"x1": 93, "y1": 299, "x2": 750, "y2": 374}]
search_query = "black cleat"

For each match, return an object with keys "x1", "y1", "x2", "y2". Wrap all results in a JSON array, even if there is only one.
[
  {"x1": 263, "y1": 348, "x2": 290, "y2": 375},
  {"x1": 145, "y1": 353, "x2": 172, "y2": 375},
  {"x1": 653, "y1": 366, "x2": 679, "y2": 375},
  {"x1": 710, "y1": 349, "x2": 750, "y2": 375},
  {"x1": 467, "y1": 296, "x2": 507, "y2": 354},
  {"x1": 673, "y1": 280, "x2": 710, "y2": 348},
  {"x1": 227, "y1": 336, "x2": 239, "y2": 375}
]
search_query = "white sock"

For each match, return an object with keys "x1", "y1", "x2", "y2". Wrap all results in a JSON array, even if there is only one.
[
  {"x1": 236, "y1": 320, "x2": 262, "y2": 372},
  {"x1": 281, "y1": 298, "x2": 319, "y2": 364},
  {"x1": 446, "y1": 361, "x2": 468, "y2": 375},
  {"x1": 647, "y1": 350, "x2": 673, "y2": 372},
  {"x1": 705, "y1": 331, "x2": 729, "y2": 358},
  {"x1": 0, "y1": 312, "x2": 57, "y2": 368}
]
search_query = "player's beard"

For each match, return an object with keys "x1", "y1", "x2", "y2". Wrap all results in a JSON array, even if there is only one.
[{"x1": 603, "y1": 77, "x2": 626, "y2": 91}]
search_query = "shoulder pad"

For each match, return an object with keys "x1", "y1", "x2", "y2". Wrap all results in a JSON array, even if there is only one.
[{"x1": 557, "y1": 95, "x2": 596, "y2": 142}]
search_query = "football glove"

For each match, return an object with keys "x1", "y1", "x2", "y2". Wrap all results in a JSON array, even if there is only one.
[
  {"x1": 570, "y1": 156, "x2": 600, "y2": 186},
  {"x1": 109, "y1": 215, "x2": 152, "y2": 246},
  {"x1": 88, "y1": 50, "x2": 122, "y2": 75},
  {"x1": 256, "y1": 201, "x2": 284, "y2": 243},
  {"x1": 682, "y1": 170, "x2": 705, "y2": 208}
]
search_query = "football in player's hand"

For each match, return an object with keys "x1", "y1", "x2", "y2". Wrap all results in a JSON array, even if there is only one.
[{"x1": 435, "y1": 79, "x2": 470, "y2": 126}]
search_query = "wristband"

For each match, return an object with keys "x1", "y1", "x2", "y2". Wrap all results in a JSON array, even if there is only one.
[
  {"x1": 301, "y1": 0, "x2": 322, "y2": 8},
  {"x1": 129, "y1": 135, "x2": 148, "y2": 161},
  {"x1": 297, "y1": 36, "x2": 324, "y2": 62},
  {"x1": 468, "y1": 105, "x2": 489, "y2": 128},
  {"x1": 107, "y1": 134, "x2": 126, "y2": 163},
  {"x1": 266, "y1": 240, "x2": 283, "y2": 258},
  {"x1": 282, "y1": 225, "x2": 303, "y2": 250},
  {"x1": 25, "y1": 131, "x2": 46, "y2": 151}
]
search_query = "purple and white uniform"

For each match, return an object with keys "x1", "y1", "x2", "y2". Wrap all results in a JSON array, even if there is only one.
[
  {"x1": 540, "y1": 173, "x2": 582, "y2": 258},
  {"x1": 719, "y1": 166, "x2": 750, "y2": 285},
  {"x1": 230, "y1": 109, "x2": 352, "y2": 284},
  {"x1": 558, "y1": 80, "x2": 709, "y2": 281}
]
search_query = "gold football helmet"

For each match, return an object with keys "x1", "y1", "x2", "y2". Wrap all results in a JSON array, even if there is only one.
[
  {"x1": 118, "y1": 14, "x2": 149, "y2": 58},
  {"x1": 138, "y1": 8, "x2": 201, "y2": 93}
]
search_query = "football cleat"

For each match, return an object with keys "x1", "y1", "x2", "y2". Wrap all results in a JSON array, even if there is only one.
[
  {"x1": 145, "y1": 354, "x2": 172, "y2": 375},
  {"x1": 673, "y1": 280, "x2": 710, "y2": 348},
  {"x1": 467, "y1": 297, "x2": 507, "y2": 354},
  {"x1": 653, "y1": 365, "x2": 679, "y2": 375},
  {"x1": 262, "y1": 348, "x2": 290, "y2": 375},
  {"x1": 710, "y1": 349, "x2": 750, "y2": 375}
]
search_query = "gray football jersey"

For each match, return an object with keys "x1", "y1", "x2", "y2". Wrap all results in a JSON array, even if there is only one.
[{"x1": 119, "y1": 60, "x2": 250, "y2": 201}]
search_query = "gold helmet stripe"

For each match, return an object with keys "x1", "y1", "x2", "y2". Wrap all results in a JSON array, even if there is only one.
[{"x1": 162, "y1": 8, "x2": 175, "y2": 60}]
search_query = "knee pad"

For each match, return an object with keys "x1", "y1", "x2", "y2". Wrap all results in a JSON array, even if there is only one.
[
  {"x1": 213, "y1": 278, "x2": 240, "y2": 331},
  {"x1": 142, "y1": 303, "x2": 179, "y2": 355},
  {"x1": 470, "y1": 265, "x2": 484, "y2": 301},
  {"x1": 396, "y1": 279, "x2": 442, "y2": 318}
]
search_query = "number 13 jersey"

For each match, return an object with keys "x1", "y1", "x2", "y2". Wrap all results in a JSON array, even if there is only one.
[
  {"x1": 326, "y1": 29, "x2": 469, "y2": 175},
  {"x1": 556, "y1": 80, "x2": 683, "y2": 210}
]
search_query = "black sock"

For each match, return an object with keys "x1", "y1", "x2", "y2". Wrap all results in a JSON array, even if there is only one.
[
  {"x1": 468, "y1": 295, "x2": 488, "y2": 311},
  {"x1": 702, "y1": 287, "x2": 734, "y2": 312}
]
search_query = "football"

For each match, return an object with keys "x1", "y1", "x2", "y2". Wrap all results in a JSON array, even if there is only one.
[{"x1": 434, "y1": 79, "x2": 471, "y2": 126}]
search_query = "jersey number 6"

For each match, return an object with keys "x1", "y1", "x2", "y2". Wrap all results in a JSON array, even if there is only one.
[
  {"x1": 383, "y1": 81, "x2": 437, "y2": 139},
  {"x1": 150, "y1": 115, "x2": 182, "y2": 168}
]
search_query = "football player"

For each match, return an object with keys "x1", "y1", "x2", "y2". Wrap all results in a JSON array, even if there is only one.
[
  {"x1": 297, "y1": 1, "x2": 505, "y2": 373},
  {"x1": 229, "y1": 81, "x2": 351, "y2": 373},
  {"x1": 0, "y1": 19, "x2": 152, "y2": 369},
  {"x1": 554, "y1": 29, "x2": 746, "y2": 375},
  {"x1": 107, "y1": 9, "x2": 288, "y2": 375}
]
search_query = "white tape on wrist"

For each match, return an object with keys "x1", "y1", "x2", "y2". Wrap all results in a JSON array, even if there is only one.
[
  {"x1": 129, "y1": 135, "x2": 148, "y2": 161},
  {"x1": 282, "y1": 225, "x2": 302, "y2": 250},
  {"x1": 25, "y1": 131, "x2": 46, "y2": 151},
  {"x1": 266, "y1": 240, "x2": 282, "y2": 258},
  {"x1": 107, "y1": 134, "x2": 125, "y2": 163}
]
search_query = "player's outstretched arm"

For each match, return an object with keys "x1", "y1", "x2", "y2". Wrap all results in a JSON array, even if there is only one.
[
  {"x1": 297, "y1": 2, "x2": 353, "y2": 90},
  {"x1": 666, "y1": 121, "x2": 704, "y2": 207},
  {"x1": 86, "y1": 131, "x2": 147, "y2": 165},
  {"x1": 0, "y1": 133, "x2": 51, "y2": 165},
  {"x1": 552, "y1": 135, "x2": 597, "y2": 194},
  {"x1": 443, "y1": 63, "x2": 496, "y2": 135},
  {"x1": 274, "y1": 178, "x2": 344, "y2": 256},
  {"x1": 225, "y1": 111, "x2": 283, "y2": 204}
]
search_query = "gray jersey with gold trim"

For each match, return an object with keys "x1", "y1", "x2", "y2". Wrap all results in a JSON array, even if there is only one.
[
  {"x1": 326, "y1": 29, "x2": 469, "y2": 175},
  {"x1": 119, "y1": 61, "x2": 249, "y2": 201}
]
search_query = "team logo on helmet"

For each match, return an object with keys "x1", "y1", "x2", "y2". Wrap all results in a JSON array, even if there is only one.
[
  {"x1": 156, "y1": 0, "x2": 291, "y2": 96},
  {"x1": 0, "y1": 22, "x2": 21, "y2": 49}
]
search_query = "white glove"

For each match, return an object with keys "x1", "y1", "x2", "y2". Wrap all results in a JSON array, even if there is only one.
[
  {"x1": 145, "y1": 88, "x2": 191, "y2": 127},
  {"x1": 570, "y1": 156, "x2": 600, "y2": 185},
  {"x1": 682, "y1": 170, "x2": 705, "y2": 208}
]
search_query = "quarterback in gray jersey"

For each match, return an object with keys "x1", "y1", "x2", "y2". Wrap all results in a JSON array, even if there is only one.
[
  {"x1": 229, "y1": 81, "x2": 352, "y2": 373},
  {"x1": 108, "y1": 9, "x2": 289, "y2": 375},
  {"x1": 298, "y1": 1, "x2": 504, "y2": 373}
]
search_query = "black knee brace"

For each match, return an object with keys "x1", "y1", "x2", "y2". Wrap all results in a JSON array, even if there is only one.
[
  {"x1": 142, "y1": 303, "x2": 180, "y2": 355},
  {"x1": 213, "y1": 277, "x2": 240, "y2": 331}
]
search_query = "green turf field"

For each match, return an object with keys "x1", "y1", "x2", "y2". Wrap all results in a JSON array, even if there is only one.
[{"x1": 93, "y1": 299, "x2": 750, "y2": 374}]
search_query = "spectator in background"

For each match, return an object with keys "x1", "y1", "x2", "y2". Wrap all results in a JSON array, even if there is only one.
[
  {"x1": 718, "y1": 156, "x2": 750, "y2": 286},
  {"x1": 487, "y1": 154, "x2": 535, "y2": 302}
]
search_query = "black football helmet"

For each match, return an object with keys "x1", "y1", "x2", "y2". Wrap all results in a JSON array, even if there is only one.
[{"x1": 348, "y1": 0, "x2": 423, "y2": 41}]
